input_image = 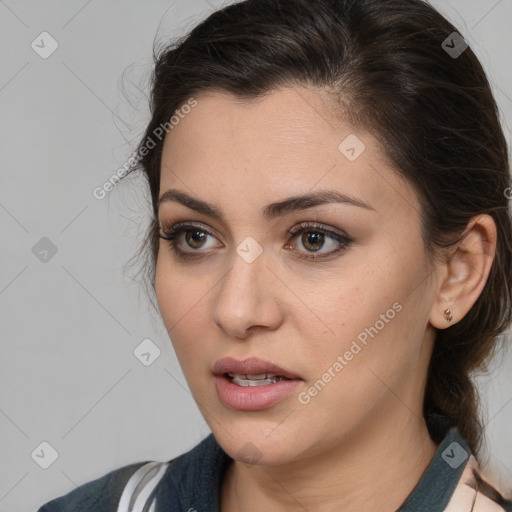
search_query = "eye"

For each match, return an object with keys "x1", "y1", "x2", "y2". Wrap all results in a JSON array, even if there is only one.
[
  {"x1": 286, "y1": 221, "x2": 352, "y2": 260},
  {"x1": 159, "y1": 222, "x2": 220, "y2": 259},
  {"x1": 158, "y1": 221, "x2": 353, "y2": 261}
]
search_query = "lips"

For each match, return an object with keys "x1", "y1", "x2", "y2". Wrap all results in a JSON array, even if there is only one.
[
  {"x1": 213, "y1": 357, "x2": 302, "y2": 381},
  {"x1": 213, "y1": 357, "x2": 303, "y2": 410}
]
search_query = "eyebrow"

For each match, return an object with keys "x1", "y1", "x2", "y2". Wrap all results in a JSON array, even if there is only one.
[{"x1": 157, "y1": 188, "x2": 375, "y2": 220}]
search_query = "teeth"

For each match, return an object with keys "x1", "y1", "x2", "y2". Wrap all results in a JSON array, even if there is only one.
[
  {"x1": 227, "y1": 373, "x2": 279, "y2": 380},
  {"x1": 226, "y1": 373, "x2": 290, "y2": 386},
  {"x1": 232, "y1": 376, "x2": 284, "y2": 386}
]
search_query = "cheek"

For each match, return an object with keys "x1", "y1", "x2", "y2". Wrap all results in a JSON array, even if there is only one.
[
  {"x1": 155, "y1": 256, "x2": 177, "y2": 325},
  {"x1": 155, "y1": 258, "x2": 193, "y2": 347},
  {"x1": 299, "y1": 243, "x2": 429, "y2": 381},
  {"x1": 155, "y1": 249, "x2": 203, "y2": 321},
  {"x1": 154, "y1": 256, "x2": 215, "y2": 373}
]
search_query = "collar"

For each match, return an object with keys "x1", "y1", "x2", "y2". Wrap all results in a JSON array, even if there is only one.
[{"x1": 157, "y1": 427, "x2": 489, "y2": 511}]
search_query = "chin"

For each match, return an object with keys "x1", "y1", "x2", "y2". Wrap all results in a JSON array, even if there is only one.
[{"x1": 212, "y1": 424, "x2": 304, "y2": 466}]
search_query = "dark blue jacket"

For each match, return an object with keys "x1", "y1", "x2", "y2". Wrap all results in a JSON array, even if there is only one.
[{"x1": 36, "y1": 428, "x2": 512, "y2": 511}]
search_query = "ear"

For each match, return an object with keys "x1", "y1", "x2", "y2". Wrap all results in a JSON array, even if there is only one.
[{"x1": 429, "y1": 214, "x2": 497, "y2": 329}]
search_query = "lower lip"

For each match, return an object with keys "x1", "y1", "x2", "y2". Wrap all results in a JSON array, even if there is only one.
[{"x1": 214, "y1": 374, "x2": 302, "y2": 411}]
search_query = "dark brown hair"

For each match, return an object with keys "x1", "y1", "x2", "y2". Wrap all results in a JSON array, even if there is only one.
[{"x1": 121, "y1": 0, "x2": 512, "y2": 460}]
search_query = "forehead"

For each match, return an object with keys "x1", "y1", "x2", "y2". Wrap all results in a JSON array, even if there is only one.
[
  {"x1": 159, "y1": 86, "x2": 420, "y2": 222},
  {"x1": 165, "y1": 87, "x2": 351, "y2": 155}
]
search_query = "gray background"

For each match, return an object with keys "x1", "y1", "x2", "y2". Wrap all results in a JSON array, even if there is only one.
[{"x1": 0, "y1": 1, "x2": 511, "y2": 511}]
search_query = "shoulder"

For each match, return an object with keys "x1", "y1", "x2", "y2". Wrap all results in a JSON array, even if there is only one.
[
  {"x1": 35, "y1": 460, "x2": 154, "y2": 511},
  {"x1": 445, "y1": 455, "x2": 512, "y2": 512},
  {"x1": 36, "y1": 434, "x2": 230, "y2": 512}
]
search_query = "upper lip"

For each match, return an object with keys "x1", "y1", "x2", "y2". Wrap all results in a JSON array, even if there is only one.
[{"x1": 213, "y1": 357, "x2": 302, "y2": 380}]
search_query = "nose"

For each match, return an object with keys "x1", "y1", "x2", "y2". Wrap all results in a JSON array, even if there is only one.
[{"x1": 212, "y1": 246, "x2": 284, "y2": 339}]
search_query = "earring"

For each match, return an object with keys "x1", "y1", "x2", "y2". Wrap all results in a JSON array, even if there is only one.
[{"x1": 444, "y1": 308, "x2": 453, "y2": 323}]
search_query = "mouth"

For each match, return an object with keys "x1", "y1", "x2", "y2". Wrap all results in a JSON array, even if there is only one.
[
  {"x1": 224, "y1": 373, "x2": 292, "y2": 387},
  {"x1": 213, "y1": 356, "x2": 302, "y2": 381},
  {"x1": 213, "y1": 357, "x2": 303, "y2": 410}
]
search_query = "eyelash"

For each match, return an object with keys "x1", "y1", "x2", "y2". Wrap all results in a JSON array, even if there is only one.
[{"x1": 158, "y1": 221, "x2": 353, "y2": 261}]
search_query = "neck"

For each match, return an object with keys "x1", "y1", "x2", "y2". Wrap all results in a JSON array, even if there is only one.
[{"x1": 220, "y1": 410, "x2": 439, "y2": 512}]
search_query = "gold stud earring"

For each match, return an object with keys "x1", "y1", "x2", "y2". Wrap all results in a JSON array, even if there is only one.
[{"x1": 444, "y1": 308, "x2": 453, "y2": 323}]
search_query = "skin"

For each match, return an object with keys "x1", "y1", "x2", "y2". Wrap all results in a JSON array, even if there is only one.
[{"x1": 154, "y1": 86, "x2": 497, "y2": 512}]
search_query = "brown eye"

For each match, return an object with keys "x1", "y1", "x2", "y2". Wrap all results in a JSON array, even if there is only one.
[
  {"x1": 184, "y1": 230, "x2": 209, "y2": 249},
  {"x1": 159, "y1": 222, "x2": 220, "y2": 259},
  {"x1": 159, "y1": 221, "x2": 352, "y2": 261},
  {"x1": 287, "y1": 222, "x2": 353, "y2": 260},
  {"x1": 300, "y1": 231, "x2": 325, "y2": 252}
]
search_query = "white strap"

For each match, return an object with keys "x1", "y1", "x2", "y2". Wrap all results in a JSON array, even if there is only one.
[
  {"x1": 116, "y1": 461, "x2": 169, "y2": 512},
  {"x1": 132, "y1": 462, "x2": 169, "y2": 512}
]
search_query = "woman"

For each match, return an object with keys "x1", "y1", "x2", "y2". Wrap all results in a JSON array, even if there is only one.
[{"x1": 38, "y1": 0, "x2": 512, "y2": 510}]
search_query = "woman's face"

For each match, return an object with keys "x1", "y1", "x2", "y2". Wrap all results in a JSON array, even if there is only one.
[{"x1": 155, "y1": 86, "x2": 440, "y2": 465}]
